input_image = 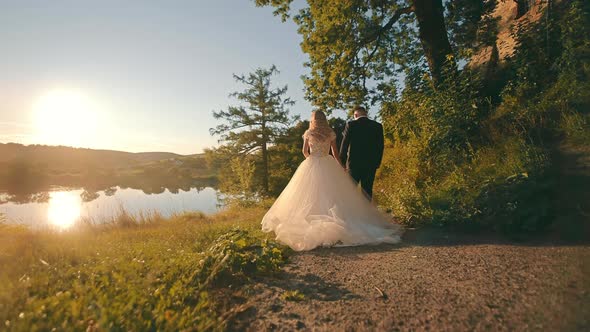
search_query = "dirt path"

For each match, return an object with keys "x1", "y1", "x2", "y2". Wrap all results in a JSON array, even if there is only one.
[
  {"x1": 234, "y1": 230, "x2": 589, "y2": 331},
  {"x1": 231, "y1": 145, "x2": 590, "y2": 331},
  {"x1": 549, "y1": 143, "x2": 590, "y2": 241}
]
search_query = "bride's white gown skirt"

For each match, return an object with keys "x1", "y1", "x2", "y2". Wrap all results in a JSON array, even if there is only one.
[{"x1": 261, "y1": 155, "x2": 403, "y2": 251}]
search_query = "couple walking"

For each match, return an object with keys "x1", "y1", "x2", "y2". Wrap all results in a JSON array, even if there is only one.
[{"x1": 261, "y1": 106, "x2": 402, "y2": 251}]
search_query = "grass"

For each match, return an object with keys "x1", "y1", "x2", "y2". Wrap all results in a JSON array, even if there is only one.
[
  {"x1": 374, "y1": 137, "x2": 549, "y2": 229},
  {"x1": 0, "y1": 204, "x2": 285, "y2": 331},
  {"x1": 280, "y1": 290, "x2": 306, "y2": 302}
]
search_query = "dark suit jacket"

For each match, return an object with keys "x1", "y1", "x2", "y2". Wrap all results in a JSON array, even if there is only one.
[{"x1": 339, "y1": 117, "x2": 384, "y2": 170}]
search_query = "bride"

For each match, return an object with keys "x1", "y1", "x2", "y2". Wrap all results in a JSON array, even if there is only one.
[{"x1": 261, "y1": 111, "x2": 402, "y2": 251}]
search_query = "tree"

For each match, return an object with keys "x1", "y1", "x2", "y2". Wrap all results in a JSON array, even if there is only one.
[
  {"x1": 412, "y1": 0, "x2": 455, "y2": 85},
  {"x1": 267, "y1": 120, "x2": 308, "y2": 195},
  {"x1": 210, "y1": 65, "x2": 297, "y2": 194},
  {"x1": 255, "y1": 0, "x2": 463, "y2": 111}
]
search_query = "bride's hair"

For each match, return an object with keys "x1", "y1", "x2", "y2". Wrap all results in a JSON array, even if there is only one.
[{"x1": 304, "y1": 110, "x2": 336, "y2": 141}]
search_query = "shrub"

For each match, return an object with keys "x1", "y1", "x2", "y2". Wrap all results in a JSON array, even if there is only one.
[
  {"x1": 375, "y1": 2, "x2": 588, "y2": 233},
  {"x1": 197, "y1": 229, "x2": 290, "y2": 288}
]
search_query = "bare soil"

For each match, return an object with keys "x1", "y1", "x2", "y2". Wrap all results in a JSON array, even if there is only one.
[{"x1": 233, "y1": 230, "x2": 589, "y2": 331}]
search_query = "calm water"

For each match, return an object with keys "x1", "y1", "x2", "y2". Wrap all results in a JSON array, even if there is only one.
[{"x1": 0, "y1": 186, "x2": 221, "y2": 229}]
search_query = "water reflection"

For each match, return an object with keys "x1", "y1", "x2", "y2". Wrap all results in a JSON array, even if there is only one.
[
  {"x1": 0, "y1": 180, "x2": 216, "y2": 205},
  {"x1": 81, "y1": 190, "x2": 100, "y2": 202},
  {"x1": 47, "y1": 191, "x2": 81, "y2": 229},
  {"x1": 0, "y1": 186, "x2": 221, "y2": 228}
]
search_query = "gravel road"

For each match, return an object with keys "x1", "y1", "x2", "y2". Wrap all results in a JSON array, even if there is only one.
[{"x1": 233, "y1": 229, "x2": 590, "y2": 331}]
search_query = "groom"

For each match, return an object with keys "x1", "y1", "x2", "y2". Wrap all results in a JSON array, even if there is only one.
[{"x1": 339, "y1": 106, "x2": 384, "y2": 200}]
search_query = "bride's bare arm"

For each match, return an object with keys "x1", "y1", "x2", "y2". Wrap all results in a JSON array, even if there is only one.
[
  {"x1": 302, "y1": 138, "x2": 310, "y2": 158},
  {"x1": 331, "y1": 140, "x2": 344, "y2": 168}
]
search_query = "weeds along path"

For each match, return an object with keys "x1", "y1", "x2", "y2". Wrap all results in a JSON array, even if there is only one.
[{"x1": 549, "y1": 143, "x2": 590, "y2": 241}]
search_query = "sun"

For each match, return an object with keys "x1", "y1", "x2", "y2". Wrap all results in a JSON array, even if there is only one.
[
  {"x1": 47, "y1": 191, "x2": 82, "y2": 229},
  {"x1": 32, "y1": 89, "x2": 99, "y2": 147}
]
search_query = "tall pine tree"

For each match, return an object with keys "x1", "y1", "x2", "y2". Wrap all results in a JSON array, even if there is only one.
[{"x1": 210, "y1": 65, "x2": 297, "y2": 194}]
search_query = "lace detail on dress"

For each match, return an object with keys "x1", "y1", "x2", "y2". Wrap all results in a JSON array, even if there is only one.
[
  {"x1": 307, "y1": 133, "x2": 335, "y2": 157},
  {"x1": 309, "y1": 137, "x2": 331, "y2": 156}
]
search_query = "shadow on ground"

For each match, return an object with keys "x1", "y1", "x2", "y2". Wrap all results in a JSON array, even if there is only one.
[
  {"x1": 258, "y1": 270, "x2": 359, "y2": 302},
  {"x1": 292, "y1": 223, "x2": 590, "y2": 260}
]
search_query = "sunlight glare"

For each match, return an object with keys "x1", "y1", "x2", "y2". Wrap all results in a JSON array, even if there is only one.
[
  {"x1": 33, "y1": 89, "x2": 99, "y2": 147},
  {"x1": 47, "y1": 191, "x2": 82, "y2": 229}
]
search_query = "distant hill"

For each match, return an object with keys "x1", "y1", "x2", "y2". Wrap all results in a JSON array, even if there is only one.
[
  {"x1": 0, "y1": 143, "x2": 215, "y2": 200},
  {"x1": 0, "y1": 143, "x2": 187, "y2": 169}
]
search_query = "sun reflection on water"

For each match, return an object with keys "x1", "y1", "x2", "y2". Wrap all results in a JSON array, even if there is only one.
[{"x1": 47, "y1": 191, "x2": 81, "y2": 229}]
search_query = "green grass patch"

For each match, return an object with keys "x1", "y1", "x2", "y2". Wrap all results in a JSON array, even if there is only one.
[
  {"x1": 0, "y1": 205, "x2": 287, "y2": 331},
  {"x1": 280, "y1": 290, "x2": 306, "y2": 302}
]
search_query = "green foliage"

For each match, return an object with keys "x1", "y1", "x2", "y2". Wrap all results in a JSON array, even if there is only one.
[
  {"x1": 476, "y1": 173, "x2": 553, "y2": 234},
  {"x1": 446, "y1": 0, "x2": 499, "y2": 60},
  {"x1": 210, "y1": 66, "x2": 296, "y2": 148},
  {"x1": 376, "y1": 64, "x2": 490, "y2": 226},
  {"x1": 383, "y1": 62, "x2": 486, "y2": 164},
  {"x1": 0, "y1": 207, "x2": 286, "y2": 331},
  {"x1": 209, "y1": 118, "x2": 313, "y2": 199},
  {"x1": 254, "y1": 0, "x2": 293, "y2": 21},
  {"x1": 375, "y1": 1, "x2": 589, "y2": 233},
  {"x1": 375, "y1": 62, "x2": 558, "y2": 230},
  {"x1": 494, "y1": 0, "x2": 590, "y2": 146},
  {"x1": 198, "y1": 229, "x2": 290, "y2": 288},
  {"x1": 280, "y1": 290, "x2": 305, "y2": 302},
  {"x1": 210, "y1": 65, "x2": 298, "y2": 194},
  {"x1": 376, "y1": 134, "x2": 547, "y2": 229},
  {"x1": 211, "y1": 113, "x2": 348, "y2": 199},
  {"x1": 267, "y1": 120, "x2": 308, "y2": 196},
  {"x1": 249, "y1": 1, "x2": 589, "y2": 235},
  {"x1": 223, "y1": 157, "x2": 258, "y2": 206},
  {"x1": 256, "y1": 0, "x2": 458, "y2": 111}
]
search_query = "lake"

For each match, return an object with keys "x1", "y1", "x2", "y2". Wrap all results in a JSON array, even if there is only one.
[{"x1": 0, "y1": 186, "x2": 222, "y2": 229}]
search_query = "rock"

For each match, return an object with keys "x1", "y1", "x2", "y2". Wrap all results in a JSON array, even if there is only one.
[
  {"x1": 295, "y1": 321, "x2": 306, "y2": 329},
  {"x1": 469, "y1": 0, "x2": 555, "y2": 69}
]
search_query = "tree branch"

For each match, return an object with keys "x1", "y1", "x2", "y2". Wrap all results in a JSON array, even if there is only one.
[{"x1": 361, "y1": 6, "x2": 414, "y2": 46}]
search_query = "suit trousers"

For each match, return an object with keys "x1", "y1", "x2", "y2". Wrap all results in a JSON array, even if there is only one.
[{"x1": 348, "y1": 167, "x2": 377, "y2": 200}]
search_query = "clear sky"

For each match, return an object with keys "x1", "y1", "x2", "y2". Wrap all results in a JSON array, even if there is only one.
[{"x1": 0, "y1": 0, "x2": 345, "y2": 154}]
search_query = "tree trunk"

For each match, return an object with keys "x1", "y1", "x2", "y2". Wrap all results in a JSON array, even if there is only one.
[
  {"x1": 261, "y1": 142, "x2": 269, "y2": 194},
  {"x1": 261, "y1": 119, "x2": 269, "y2": 194},
  {"x1": 412, "y1": 0, "x2": 455, "y2": 85}
]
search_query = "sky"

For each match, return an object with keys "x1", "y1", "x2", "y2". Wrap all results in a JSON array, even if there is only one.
[{"x1": 0, "y1": 0, "x2": 346, "y2": 154}]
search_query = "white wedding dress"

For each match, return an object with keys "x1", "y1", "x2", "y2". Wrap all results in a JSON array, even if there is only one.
[{"x1": 261, "y1": 132, "x2": 402, "y2": 251}]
